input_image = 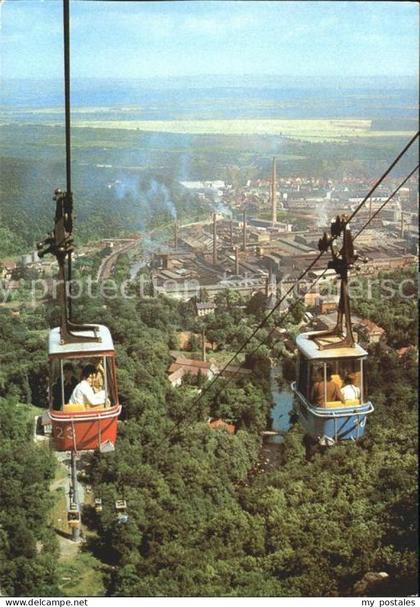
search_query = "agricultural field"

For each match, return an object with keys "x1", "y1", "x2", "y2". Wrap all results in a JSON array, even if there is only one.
[{"x1": 64, "y1": 118, "x2": 416, "y2": 142}]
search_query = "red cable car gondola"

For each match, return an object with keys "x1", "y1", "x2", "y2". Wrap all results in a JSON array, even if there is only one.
[
  {"x1": 47, "y1": 325, "x2": 121, "y2": 452},
  {"x1": 36, "y1": 0, "x2": 121, "y2": 455},
  {"x1": 36, "y1": 0, "x2": 122, "y2": 540}
]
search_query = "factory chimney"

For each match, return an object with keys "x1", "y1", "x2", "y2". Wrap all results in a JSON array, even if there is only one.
[
  {"x1": 271, "y1": 157, "x2": 277, "y2": 225},
  {"x1": 265, "y1": 264, "x2": 274, "y2": 297},
  {"x1": 400, "y1": 211, "x2": 405, "y2": 238},
  {"x1": 235, "y1": 246, "x2": 239, "y2": 275},
  {"x1": 242, "y1": 210, "x2": 247, "y2": 252},
  {"x1": 212, "y1": 213, "x2": 217, "y2": 265},
  {"x1": 230, "y1": 219, "x2": 234, "y2": 247},
  {"x1": 174, "y1": 221, "x2": 178, "y2": 250},
  {"x1": 201, "y1": 328, "x2": 206, "y2": 362}
]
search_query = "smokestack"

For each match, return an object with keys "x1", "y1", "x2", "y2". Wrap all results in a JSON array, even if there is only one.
[
  {"x1": 264, "y1": 264, "x2": 271, "y2": 297},
  {"x1": 242, "y1": 210, "x2": 247, "y2": 252},
  {"x1": 271, "y1": 157, "x2": 277, "y2": 225},
  {"x1": 201, "y1": 328, "x2": 206, "y2": 362},
  {"x1": 266, "y1": 264, "x2": 274, "y2": 298},
  {"x1": 212, "y1": 213, "x2": 217, "y2": 265},
  {"x1": 174, "y1": 221, "x2": 178, "y2": 250},
  {"x1": 400, "y1": 211, "x2": 405, "y2": 238},
  {"x1": 235, "y1": 246, "x2": 239, "y2": 275},
  {"x1": 230, "y1": 219, "x2": 234, "y2": 246}
]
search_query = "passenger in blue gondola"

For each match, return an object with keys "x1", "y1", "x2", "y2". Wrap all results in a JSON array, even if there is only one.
[
  {"x1": 69, "y1": 364, "x2": 106, "y2": 408},
  {"x1": 341, "y1": 373, "x2": 361, "y2": 402},
  {"x1": 311, "y1": 366, "x2": 345, "y2": 407},
  {"x1": 52, "y1": 362, "x2": 78, "y2": 410}
]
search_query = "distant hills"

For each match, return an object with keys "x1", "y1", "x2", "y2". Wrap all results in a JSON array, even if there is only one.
[
  {"x1": 0, "y1": 75, "x2": 417, "y2": 258},
  {"x1": 1, "y1": 77, "x2": 418, "y2": 122}
]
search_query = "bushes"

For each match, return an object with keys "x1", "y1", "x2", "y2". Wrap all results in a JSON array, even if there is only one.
[{"x1": 0, "y1": 400, "x2": 58, "y2": 596}]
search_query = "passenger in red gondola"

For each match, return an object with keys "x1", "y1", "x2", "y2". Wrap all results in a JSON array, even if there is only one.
[
  {"x1": 69, "y1": 364, "x2": 106, "y2": 408},
  {"x1": 52, "y1": 362, "x2": 78, "y2": 410},
  {"x1": 92, "y1": 360, "x2": 105, "y2": 392},
  {"x1": 311, "y1": 366, "x2": 345, "y2": 408}
]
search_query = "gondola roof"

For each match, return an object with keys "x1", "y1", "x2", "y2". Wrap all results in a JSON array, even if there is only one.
[
  {"x1": 48, "y1": 324, "x2": 115, "y2": 357},
  {"x1": 296, "y1": 331, "x2": 368, "y2": 360}
]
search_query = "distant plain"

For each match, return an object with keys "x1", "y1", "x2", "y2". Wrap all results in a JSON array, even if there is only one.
[{"x1": 64, "y1": 118, "x2": 415, "y2": 142}]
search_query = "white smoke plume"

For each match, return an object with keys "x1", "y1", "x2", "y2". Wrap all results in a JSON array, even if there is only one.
[{"x1": 316, "y1": 200, "x2": 330, "y2": 228}]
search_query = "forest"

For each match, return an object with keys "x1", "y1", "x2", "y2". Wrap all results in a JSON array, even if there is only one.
[
  {"x1": 1, "y1": 115, "x2": 418, "y2": 260},
  {"x1": 0, "y1": 262, "x2": 417, "y2": 597},
  {"x1": 352, "y1": 267, "x2": 417, "y2": 348},
  {"x1": 0, "y1": 144, "x2": 212, "y2": 259}
]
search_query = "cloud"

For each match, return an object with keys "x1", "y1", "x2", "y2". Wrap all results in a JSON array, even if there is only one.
[
  {"x1": 1, "y1": 0, "x2": 61, "y2": 37},
  {"x1": 182, "y1": 13, "x2": 256, "y2": 35},
  {"x1": 71, "y1": 4, "x2": 260, "y2": 41},
  {"x1": 0, "y1": 0, "x2": 6, "y2": 31}
]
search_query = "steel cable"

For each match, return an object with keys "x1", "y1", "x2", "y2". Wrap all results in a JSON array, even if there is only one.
[{"x1": 150, "y1": 133, "x2": 418, "y2": 453}]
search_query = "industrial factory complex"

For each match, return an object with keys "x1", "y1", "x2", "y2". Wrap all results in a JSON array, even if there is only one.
[
  {"x1": 149, "y1": 158, "x2": 418, "y2": 302},
  {"x1": 1, "y1": 158, "x2": 417, "y2": 309}
]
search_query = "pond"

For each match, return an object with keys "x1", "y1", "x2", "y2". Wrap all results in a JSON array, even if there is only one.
[
  {"x1": 258, "y1": 366, "x2": 295, "y2": 471},
  {"x1": 267, "y1": 366, "x2": 294, "y2": 444}
]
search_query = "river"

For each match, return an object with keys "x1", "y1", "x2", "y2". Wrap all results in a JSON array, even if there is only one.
[
  {"x1": 268, "y1": 366, "x2": 294, "y2": 442},
  {"x1": 259, "y1": 367, "x2": 295, "y2": 470}
]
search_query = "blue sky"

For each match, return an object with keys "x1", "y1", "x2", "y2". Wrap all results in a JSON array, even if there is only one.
[{"x1": 1, "y1": 1, "x2": 418, "y2": 81}]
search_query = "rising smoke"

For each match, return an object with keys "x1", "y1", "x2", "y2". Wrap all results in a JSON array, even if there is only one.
[
  {"x1": 315, "y1": 199, "x2": 330, "y2": 228},
  {"x1": 112, "y1": 173, "x2": 177, "y2": 223}
]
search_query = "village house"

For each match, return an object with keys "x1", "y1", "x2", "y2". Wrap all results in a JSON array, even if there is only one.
[
  {"x1": 317, "y1": 295, "x2": 339, "y2": 315},
  {"x1": 5, "y1": 280, "x2": 21, "y2": 292},
  {"x1": 396, "y1": 346, "x2": 417, "y2": 360},
  {"x1": 0, "y1": 260, "x2": 18, "y2": 280},
  {"x1": 303, "y1": 291, "x2": 318, "y2": 308},
  {"x1": 218, "y1": 365, "x2": 252, "y2": 379},
  {"x1": 195, "y1": 301, "x2": 217, "y2": 317},
  {"x1": 355, "y1": 318, "x2": 386, "y2": 344},
  {"x1": 167, "y1": 354, "x2": 218, "y2": 387},
  {"x1": 207, "y1": 418, "x2": 236, "y2": 434}
]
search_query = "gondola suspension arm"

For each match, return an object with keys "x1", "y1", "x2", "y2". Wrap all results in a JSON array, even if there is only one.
[{"x1": 37, "y1": 0, "x2": 100, "y2": 344}]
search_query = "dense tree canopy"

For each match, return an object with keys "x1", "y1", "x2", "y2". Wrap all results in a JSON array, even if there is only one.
[
  {"x1": 0, "y1": 400, "x2": 58, "y2": 596},
  {"x1": 0, "y1": 262, "x2": 417, "y2": 597}
]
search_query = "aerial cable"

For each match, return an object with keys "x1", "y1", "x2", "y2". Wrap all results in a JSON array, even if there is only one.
[
  {"x1": 153, "y1": 163, "x2": 416, "y2": 454},
  {"x1": 152, "y1": 265, "x2": 332, "y2": 454},
  {"x1": 152, "y1": 268, "x2": 330, "y2": 453},
  {"x1": 218, "y1": 162, "x2": 418, "y2": 380},
  {"x1": 344, "y1": 130, "x2": 418, "y2": 227},
  {"x1": 63, "y1": 0, "x2": 71, "y2": 197},
  {"x1": 149, "y1": 136, "x2": 418, "y2": 454},
  {"x1": 152, "y1": 139, "x2": 419, "y2": 452},
  {"x1": 168, "y1": 133, "x2": 419, "y2": 409},
  {"x1": 194, "y1": 131, "x2": 419, "y2": 408},
  {"x1": 63, "y1": 0, "x2": 73, "y2": 318},
  {"x1": 354, "y1": 164, "x2": 419, "y2": 239}
]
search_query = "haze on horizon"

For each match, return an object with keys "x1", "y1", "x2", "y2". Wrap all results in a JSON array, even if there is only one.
[{"x1": 1, "y1": 0, "x2": 418, "y2": 84}]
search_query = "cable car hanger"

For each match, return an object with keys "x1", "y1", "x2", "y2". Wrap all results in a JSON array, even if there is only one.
[
  {"x1": 150, "y1": 151, "x2": 419, "y2": 454},
  {"x1": 314, "y1": 216, "x2": 362, "y2": 350},
  {"x1": 37, "y1": 0, "x2": 100, "y2": 345}
]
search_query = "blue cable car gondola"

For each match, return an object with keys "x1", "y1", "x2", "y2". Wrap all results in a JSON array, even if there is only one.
[
  {"x1": 291, "y1": 216, "x2": 374, "y2": 445},
  {"x1": 291, "y1": 331, "x2": 374, "y2": 444}
]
